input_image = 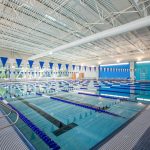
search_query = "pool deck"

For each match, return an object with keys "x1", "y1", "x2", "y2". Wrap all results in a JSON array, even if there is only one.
[
  {"x1": 98, "y1": 105, "x2": 150, "y2": 150},
  {"x1": 0, "y1": 110, "x2": 31, "y2": 150}
]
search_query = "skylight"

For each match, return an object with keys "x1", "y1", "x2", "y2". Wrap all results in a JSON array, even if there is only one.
[{"x1": 45, "y1": 14, "x2": 56, "y2": 22}]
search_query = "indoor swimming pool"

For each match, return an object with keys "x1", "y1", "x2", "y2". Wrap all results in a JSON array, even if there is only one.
[
  {"x1": 1, "y1": 3, "x2": 150, "y2": 149},
  {"x1": 0, "y1": 80, "x2": 148, "y2": 150}
]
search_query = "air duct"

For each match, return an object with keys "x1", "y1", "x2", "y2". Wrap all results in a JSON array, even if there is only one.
[{"x1": 29, "y1": 16, "x2": 150, "y2": 60}]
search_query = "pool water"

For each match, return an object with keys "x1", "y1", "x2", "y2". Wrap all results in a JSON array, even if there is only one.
[{"x1": 0, "y1": 80, "x2": 147, "y2": 150}]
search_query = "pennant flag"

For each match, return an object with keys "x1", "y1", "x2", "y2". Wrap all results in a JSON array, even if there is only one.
[
  {"x1": 89, "y1": 67, "x2": 92, "y2": 71},
  {"x1": 72, "y1": 65, "x2": 75, "y2": 70},
  {"x1": 84, "y1": 66, "x2": 87, "y2": 71},
  {"x1": 16, "y1": 59, "x2": 22, "y2": 68},
  {"x1": 28, "y1": 60, "x2": 34, "y2": 68},
  {"x1": 58, "y1": 63, "x2": 62, "y2": 70},
  {"x1": 79, "y1": 66, "x2": 81, "y2": 71},
  {"x1": 0, "y1": 57, "x2": 8, "y2": 67},
  {"x1": 49, "y1": 62, "x2": 53, "y2": 69},
  {"x1": 65, "y1": 64, "x2": 69, "y2": 70},
  {"x1": 39, "y1": 61, "x2": 44, "y2": 69}
]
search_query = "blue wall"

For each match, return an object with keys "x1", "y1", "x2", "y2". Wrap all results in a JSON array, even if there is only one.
[
  {"x1": 135, "y1": 63, "x2": 150, "y2": 80},
  {"x1": 99, "y1": 63, "x2": 130, "y2": 79}
]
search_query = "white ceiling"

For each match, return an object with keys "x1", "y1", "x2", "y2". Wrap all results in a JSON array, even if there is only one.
[{"x1": 0, "y1": 0, "x2": 150, "y2": 65}]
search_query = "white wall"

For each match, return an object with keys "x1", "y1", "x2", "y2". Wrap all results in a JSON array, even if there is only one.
[
  {"x1": 84, "y1": 69, "x2": 98, "y2": 79},
  {"x1": 68, "y1": 66, "x2": 98, "y2": 79}
]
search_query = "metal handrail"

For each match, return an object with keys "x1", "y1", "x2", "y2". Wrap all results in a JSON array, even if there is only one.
[
  {"x1": 0, "y1": 109, "x2": 12, "y2": 118},
  {"x1": 0, "y1": 102, "x2": 19, "y2": 130}
]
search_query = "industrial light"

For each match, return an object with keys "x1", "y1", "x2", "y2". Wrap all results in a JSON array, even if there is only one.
[
  {"x1": 117, "y1": 60, "x2": 120, "y2": 63},
  {"x1": 94, "y1": 46, "x2": 99, "y2": 50},
  {"x1": 45, "y1": 14, "x2": 56, "y2": 22},
  {"x1": 137, "y1": 57, "x2": 142, "y2": 61},
  {"x1": 98, "y1": 61, "x2": 101, "y2": 65},
  {"x1": 100, "y1": 62, "x2": 129, "y2": 67},
  {"x1": 136, "y1": 61, "x2": 150, "y2": 64},
  {"x1": 88, "y1": 43, "x2": 93, "y2": 46},
  {"x1": 75, "y1": 33, "x2": 82, "y2": 38},
  {"x1": 49, "y1": 51, "x2": 53, "y2": 55},
  {"x1": 45, "y1": 14, "x2": 67, "y2": 27}
]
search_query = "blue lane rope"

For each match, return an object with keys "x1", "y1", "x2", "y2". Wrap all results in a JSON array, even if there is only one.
[
  {"x1": 50, "y1": 96, "x2": 125, "y2": 118},
  {"x1": 61, "y1": 90, "x2": 69, "y2": 92},
  {"x1": 36, "y1": 93, "x2": 43, "y2": 96},
  {"x1": 78, "y1": 92, "x2": 130, "y2": 100},
  {"x1": 8, "y1": 104, "x2": 60, "y2": 150}
]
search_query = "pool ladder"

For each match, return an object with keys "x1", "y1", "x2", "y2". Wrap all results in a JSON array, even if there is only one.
[{"x1": 0, "y1": 101, "x2": 19, "y2": 130}]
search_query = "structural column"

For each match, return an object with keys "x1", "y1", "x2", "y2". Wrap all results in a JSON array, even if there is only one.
[
  {"x1": 130, "y1": 61, "x2": 135, "y2": 82},
  {"x1": 9, "y1": 59, "x2": 15, "y2": 80}
]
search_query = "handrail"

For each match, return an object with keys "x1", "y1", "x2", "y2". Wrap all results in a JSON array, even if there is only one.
[
  {"x1": 0, "y1": 109, "x2": 12, "y2": 118},
  {"x1": 0, "y1": 101, "x2": 19, "y2": 130}
]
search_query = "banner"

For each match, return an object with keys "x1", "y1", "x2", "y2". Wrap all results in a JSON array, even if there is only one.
[
  {"x1": 49, "y1": 62, "x2": 53, "y2": 70},
  {"x1": 0, "y1": 57, "x2": 8, "y2": 67},
  {"x1": 65, "y1": 64, "x2": 69, "y2": 70},
  {"x1": 84, "y1": 66, "x2": 86, "y2": 71},
  {"x1": 89, "y1": 67, "x2": 92, "y2": 72},
  {"x1": 58, "y1": 63, "x2": 62, "y2": 70},
  {"x1": 16, "y1": 59, "x2": 22, "y2": 68},
  {"x1": 79, "y1": 66, "x2": 81, "y2": 71},
  {"x1": 28, "y1": 60, "x2": 34, "y2": 68},
  {"x1": 39, "y1": 61, "x2": 44, "y2": 69},
  {"x1": 72, "y1": 65, "x2": 75, "y2": 70}
]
